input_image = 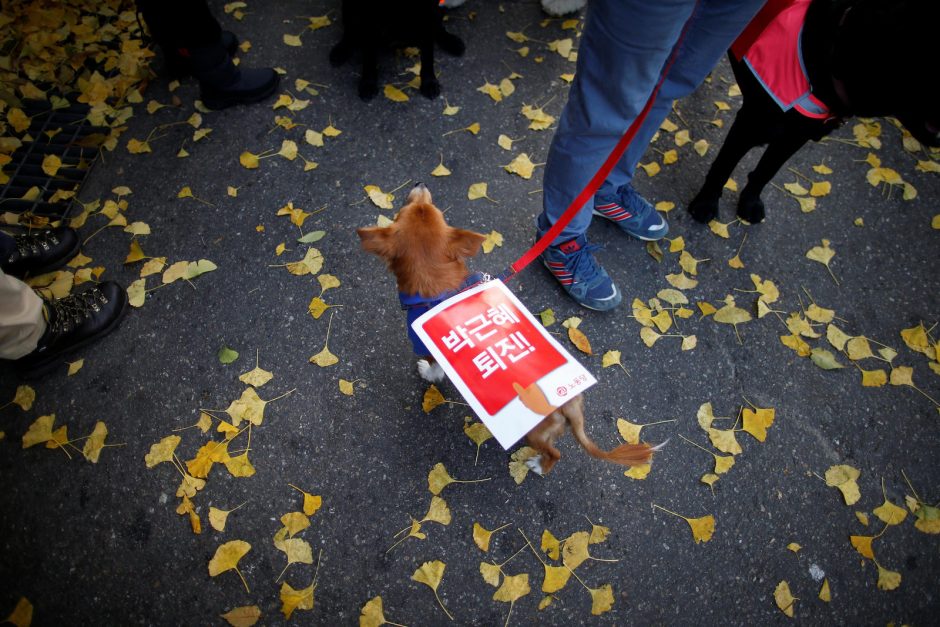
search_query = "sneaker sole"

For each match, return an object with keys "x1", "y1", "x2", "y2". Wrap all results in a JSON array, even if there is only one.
[
  {"x1": 18, "y1": 293, "x2": 129, "y2": 380},
  {"x1": 592, "y1": 209, "x2": 669, "y2": 241}
]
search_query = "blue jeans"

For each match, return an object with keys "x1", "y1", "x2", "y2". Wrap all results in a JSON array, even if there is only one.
[{"x1": 538, "y1": 0, "x2": 767, "y2": 243}]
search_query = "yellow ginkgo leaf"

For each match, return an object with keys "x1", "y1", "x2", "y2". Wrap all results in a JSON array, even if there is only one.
[
  {"x1": 819, "y1": 579, "x2": 831, "y2": 602},
  {"x1": 480, "y1": 561, "x2": 502, "y2": 587},
  {"x1": 4, "y1": 597, "x2": 32, "y2": 627},
  {"x1": 742, "y1": 407, "x2": 775, "y2": 442},
  {"x1": 220, "y1": 605, "x2": 261, "y2": 627},
  {"x1": 589, "y1": 584, "x2": 615, "y2": 616},
  {"x1": 493, "y1": 573, "x2": 530, "y2": 605},
  {"x1": 861, "y1": 369, "x2": 887, "y2": 387},
  {"x1": 384, "y1": 84, "x2": 409, "y2": 102},
  {"x1": 482, "y1": 230, "x2": 503, "y2": 253},
  {"x1": 504, "y1": 153, "x2": 538, "y2": 179},
  {"x1": 541, "y1": 529, "x2": 561, "y2": 560},
  {"x1": 810, "y1": 181, "x2": 831, "y2": 197},
  {"x1": 11, "y1": 385, "x2": 35, "y2": 411},
  {"x1": 708, "y1": 428, "x2": 742, "y2": 455},
  {"x1": 423, "y1": 385, "x2": 446, "y2": 413},
  {"x1": 144, "y1": 434, "x2": 181, "y2": 467},
  {"x1": 624, "y1": 464, "x2": 651, "y2": 480},
  {"x1": 81, "y1": 421, "x2": 108, "y2": 463},
  {"x1": 542, "y1": 564, "x2": 570, "y2": 593},
  {"x1": 467, "y1": 182, "x2": 492, "y2": 201},
  {"x1": 567, "y1": 326, "x2": 592, "y2": 355},
  {"x1": 850, "y1": 534, "x2": 875, "y2": 559},
  {"x1": 286, "y1": 248, "x2": 324, "y2": 276},
  {"x1": 889, "y1": 366, "x2": 914, "y2": 387},
  {"x1": 279, "y1": 581, "x2": 315, "y2": 620},
  {"x1": 874, "y1": 498, "x2": 907, "y2": 526},
  {"x1": 208, "y1": 540, "x2": 252, "y2": 592},
  {"x1": 561, "y1": 531, "x2": 591, "y2": 570},
  {"x1": 774, "y1": 580, "x2": 797, "y2": 617},
  {"x1": 825, "y1": 464, "x2": 861, "y2": 505},
  {"x1": 876, "y1": 564, "x2": 901, "y2": 591},
  {"x1": 412, "y1": 560, "x2": 453, "y2": 620},
  {"x1": 225, "y1": 387, "x2": 266, "y2": 426},
  {"x1": 359, "y1": 597, "x2": 398, "y2": 627},
  {"x1": 708, "y1": 220, "x2": 731, "y2": 238},
  {"x1": 309, "y1": 347, "x2": 338, "y2": 367}
]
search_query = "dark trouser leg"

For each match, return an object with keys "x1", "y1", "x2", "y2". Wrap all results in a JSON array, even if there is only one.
[{"x1": 136, "y1": 0, "x2": 221, "y2": 48}]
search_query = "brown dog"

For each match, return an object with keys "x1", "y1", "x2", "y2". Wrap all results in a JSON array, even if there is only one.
[{"x1": 357, "y1": 183, "x2": 659, "y2": 474}]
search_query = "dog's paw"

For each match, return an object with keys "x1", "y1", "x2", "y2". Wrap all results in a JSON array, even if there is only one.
[
  {"x1": 525, "y1": 455, "x2": 545, "y2": 476},
  {"x1": 420, "y1": 77, "x2": 442, "y2": 100},
  {"x1": 737, "y1": 194, "x2": 766, "y2": 224},
  {"x1": 687, "y1": 193, "x2": 720, "y2": 224},
  {"x1": 417, "y1": 359, "x2": 446, "y2": 382},
  {"x1": 358, "y1": 78, "x2": 379, "y2": 101}
]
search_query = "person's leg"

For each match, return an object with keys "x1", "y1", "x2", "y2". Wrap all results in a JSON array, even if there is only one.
[
  {"x1": 136, "y1": 0, "x2": 221, "y2": 48},
  {"x1": 136, "y1": 0, "x2": 278, "y2": 110},
  {"x1": 0, "y1": 270, "x2": 45, "y2": 360},
  {"x1": 539, "y1": 0, "x2": 701, "y2": 243},
  {"x1": 597, "y1": 0, "x2": 768, "y2": 199}
]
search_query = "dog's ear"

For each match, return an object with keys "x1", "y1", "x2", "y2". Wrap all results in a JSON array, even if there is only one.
[
  {"x1": 357, "y1": 226, "x2": 396, "y2": 260},
  {"x1": 446, "y1": 228, "x2": 486, "y2": 259}
]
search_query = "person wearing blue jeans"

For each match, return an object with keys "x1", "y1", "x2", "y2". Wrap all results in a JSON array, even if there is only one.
[{"x1": 538, "y1": 0, "x2": 767, "y2": 310}]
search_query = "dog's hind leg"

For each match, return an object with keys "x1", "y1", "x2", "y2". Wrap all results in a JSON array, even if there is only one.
[
  {"x1": 737, "y1": 130, "x2": 808, "y2": 223},
  {"x1": 689, "y1": 106, "x2": 762, "y2": 223}
]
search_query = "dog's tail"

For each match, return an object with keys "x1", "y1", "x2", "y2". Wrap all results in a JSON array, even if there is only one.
[{"x1": 563, "y1": 398, "x2": 666, "y2": 467}]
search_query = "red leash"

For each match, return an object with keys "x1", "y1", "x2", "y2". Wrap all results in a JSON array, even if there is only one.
[{"x1": 502, "y1": 5, "x2": 698, "y2": 281}]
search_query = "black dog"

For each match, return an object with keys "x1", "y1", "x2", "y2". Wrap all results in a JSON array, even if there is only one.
[
  {"x1": 689, "y1": 0, "x2": 939, "y2": 224},
  {"x1": 329, "y1": 0, "x2": 465, "y2": 100}
]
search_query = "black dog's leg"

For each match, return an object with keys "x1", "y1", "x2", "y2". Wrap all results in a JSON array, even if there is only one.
[
  {"x1": 418, "y1": 35, "x2": 441, "y2": 99},
  {"x1": 737, "y1": 131, "x2": 808, "y2": 223},
  {"x1": 688, "y1": 106, "x2": 762, "y2": 223},
  {"x1": 358, "y1": 43, "x2": 380, "y2": 100}
]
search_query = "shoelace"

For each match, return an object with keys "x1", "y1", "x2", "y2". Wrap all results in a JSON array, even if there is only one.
[
  {"x1": 47, "y1": 288, "x2": 108, "y2": 335},
  {"x1": 566, "y1": 243, "x2": 606, "y2": 286},
  {"x1": 12, "y1": 231, "x2": 60, "y2": 260}
]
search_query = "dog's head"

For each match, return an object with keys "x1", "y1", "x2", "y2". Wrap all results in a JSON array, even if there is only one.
[{"x1": 357, "y1": 183, "x2": 486, "y2": 298}]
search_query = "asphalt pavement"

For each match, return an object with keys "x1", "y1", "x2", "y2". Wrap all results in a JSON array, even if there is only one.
[{"x1": 1, "y1": 1, "x2": 938, "y2": 625}]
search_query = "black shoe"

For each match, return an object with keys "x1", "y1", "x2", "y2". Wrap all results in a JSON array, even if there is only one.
[
  {"x1": 188, "y1": 41, "x2": 279, "y2": 110},
  {"x1": 16, "y1": 282, "x2": 128, "y2": 379},
  {"x1": 1, "y1": 227, "x2": 80, "y2": 279}
]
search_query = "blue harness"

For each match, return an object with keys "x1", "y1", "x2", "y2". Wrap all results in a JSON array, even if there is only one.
[{"x1": 399, "y1": 272, "x2": 484, "y2": 355}]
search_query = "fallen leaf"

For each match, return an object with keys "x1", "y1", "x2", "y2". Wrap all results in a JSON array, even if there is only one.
[
  {"x1": 81, "y1": 421, "x2": 108, "y2": 463},
  {"x1": 774, "y1": 580, "x2": 797, "y2": 617},
  {"x1": 412, "y1": 560, "x2": 453, "y2": 620},
  {"x1": 825, "y1": 464, "x2": 861, "y2": 505},
  {"x1": 220, "y1": 605, "x2": 261, "y2": 627},
  {"x1": 208, "y1": 540, "x2": 251, "y2": 592},
  {"x1": 279, "y1": 581, "x2": 314, "y2": 619}
]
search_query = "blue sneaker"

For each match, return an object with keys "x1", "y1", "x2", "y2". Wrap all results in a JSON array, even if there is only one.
[
  {"x1": 541, "y1": 234, "x2": 621, "y2": 311},
  {"x1": 593, "y1": 185, "x2": 669, "y2": 241}
]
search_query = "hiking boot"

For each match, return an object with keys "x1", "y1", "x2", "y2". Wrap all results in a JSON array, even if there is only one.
[
  {"x1": 1, "y1": 227, "x2": 80, "y2": 279},
  {"x1": 187, "y1": 40, "x2": 279, "y2": 110},
  {"x1": 541, "y1": 234, "x2": 621, "y2": 311},
  {"x1": 593, "y1": 184, "x2": 669, "y2": 241},
  {"x1": 15, "y1": 282, "x2": 128, "y2": 378}
]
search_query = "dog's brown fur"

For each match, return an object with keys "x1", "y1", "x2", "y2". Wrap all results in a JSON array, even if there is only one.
[{"x1": 357, "y1": 184, "x2": 658, "y2": 474}]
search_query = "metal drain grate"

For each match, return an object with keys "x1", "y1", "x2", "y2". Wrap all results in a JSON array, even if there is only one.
[{"x1": 0, "y1": 98, "x2": 110, "y2": 222}]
